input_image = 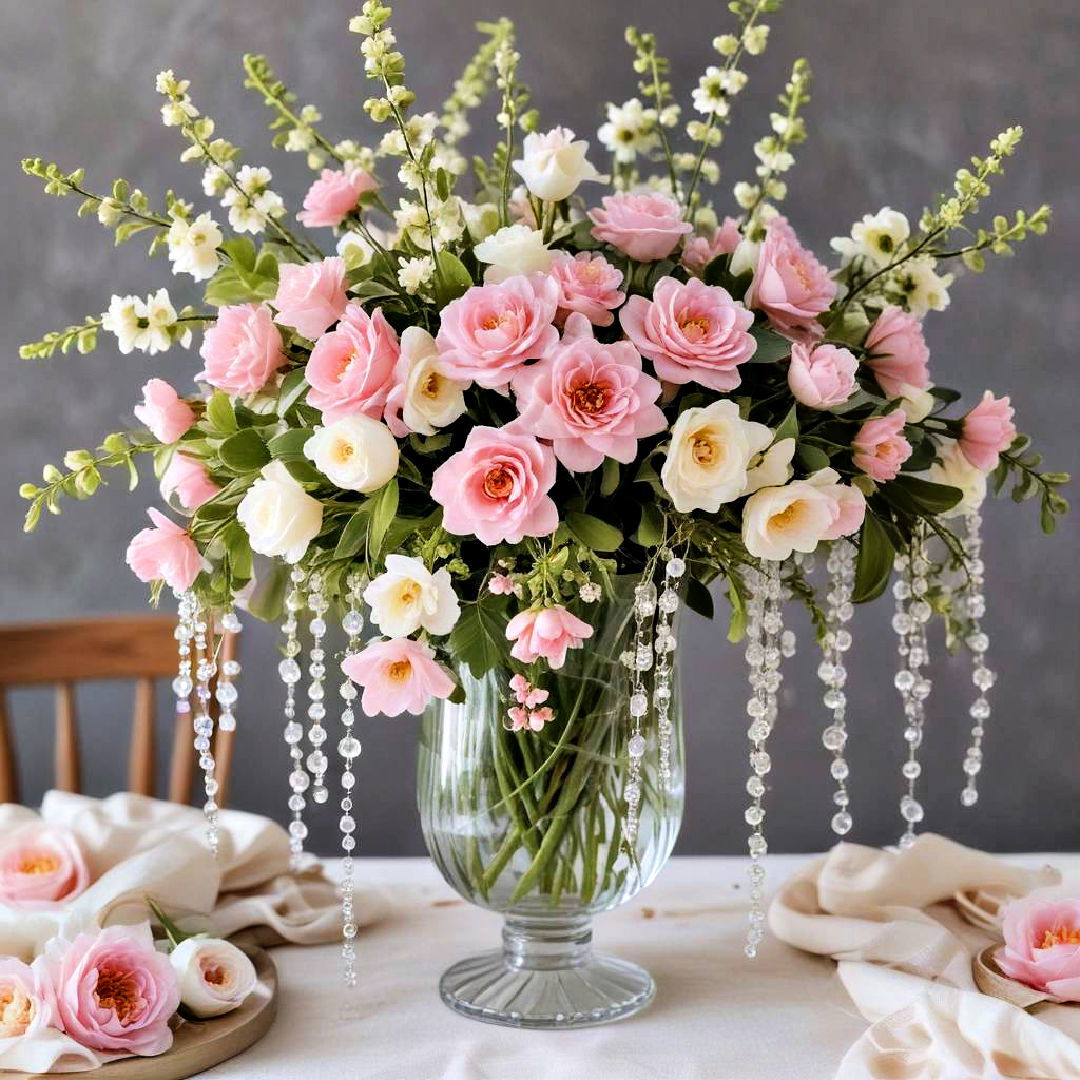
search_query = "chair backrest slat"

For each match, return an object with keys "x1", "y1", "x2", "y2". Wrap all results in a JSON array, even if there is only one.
[
  {"x1": 129, "y1": 677, "x2": 156, "y2": 797},
  {"x1": 0, "y1": 693, "x2": 18, "y2": 804},
  {"x1": 54, "y1": 682, "x2": 80, "y2": 793}
]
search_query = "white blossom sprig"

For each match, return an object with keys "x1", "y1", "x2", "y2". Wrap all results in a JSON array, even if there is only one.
[
  {"x1": 623, "y1": 28, "x2": 681, "y2": 196},
  {"x1": 439, "y1": 19, "x2": 515, "y2": 147}
]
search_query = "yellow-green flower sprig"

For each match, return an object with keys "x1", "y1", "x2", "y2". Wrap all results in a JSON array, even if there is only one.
[
  {"x1": 440, "y1": 19, "x2": 515, "y2": 147},
  {"x1": 624, "y1": 27, "x2": 682, "y2": 196}
]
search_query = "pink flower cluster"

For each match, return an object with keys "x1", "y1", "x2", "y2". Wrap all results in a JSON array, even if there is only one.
[
  {"x1": 505, "y1": 605, "x2": 594, "y2": 670},
  {"x1": 506, "y1": 674, "x2": 554, "y2": 732}
]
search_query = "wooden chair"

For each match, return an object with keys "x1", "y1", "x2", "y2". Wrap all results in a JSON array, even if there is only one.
[{"x1": 0, "y1": 616, "x2": 237, "y2": 809}]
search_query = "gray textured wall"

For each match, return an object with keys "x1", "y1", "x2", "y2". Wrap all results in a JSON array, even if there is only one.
[{"x1": 2, "y1": 0, "x2": 1077, "y2": 856}]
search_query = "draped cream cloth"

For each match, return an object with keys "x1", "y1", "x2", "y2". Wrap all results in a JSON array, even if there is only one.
[{"x1": 768, "y1": 834, "x2": 1080, "y2": 1079}]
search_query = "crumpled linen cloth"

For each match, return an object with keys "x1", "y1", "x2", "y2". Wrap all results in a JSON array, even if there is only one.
[{"x1": 769, "y1": 833, "x2": 1080, "y2": 1079}]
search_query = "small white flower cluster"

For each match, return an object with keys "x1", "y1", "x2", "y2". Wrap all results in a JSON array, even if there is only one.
[
  {"x1": 597, "y1": 99, "x2": 661, "y2": 164},
  {"x1": 220, "y1": 164, "x2": 286, "y2": 235},
  {"x1": 831, "y1": 207, "x2": 911, "y2": 269},
  {"x1": 393, "y1": 197, "x2": 465, "y2": 250},
  {"x1": 101, "y1": 288, "x2": 190, "y2": 355},
  {"x1": 692, "y1": 66, "x2": 747, "y2": 117},
  {"x1": 157, "y1": 70, "x2": 199, "y2": 128},
  {"x1": 397, "y1": 255, "x2": 435, "y2": 295},
  {"x1": 167, "y1": 211, "x2": 223, "y2": 282}
]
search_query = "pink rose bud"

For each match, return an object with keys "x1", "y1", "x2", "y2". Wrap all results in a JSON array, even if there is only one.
[
  {"x1": 505, "y1": 605, "x2": 594, "y2": 670},
  {"x1": 133, "y1": 379, "x2": 195, "y2": 444},
  {"x1": 680, "y1": 217, "x2": 742, "y2": 275},
  {"x1": 342, "y1": 638, "x2": 455, "y2": 718},
  {"x1": 125, "y1": 508, "x2": 202, "y2": 592},
  {"x1": 787, "y1": 342, "x2": 858, "y2": 409},
  {"x1": 197, "y1": 304, "x2": 286, "y2": 396},
  {"x1": 297, "y1": 165, "x2": 378, "y2": 229},
  {"x1": 160, "y1": 454, "x2": 220, "y2": 512},
  {"x1": 864, "y1": 305, "x2": 930, "y2": 398},
  {"x1": 0, "y1": 824, "x2": 89, "y2": 908},
  {"x1": 548, "y1": 251, "x2": 625, "y2": 327},
  {"x1": 997, "y1": 897, "x2": 1080, "y2": 1002},
  {"x1": 588, "y1": 192, "x2": 693, "y2": 262},
  {"x1": 852, "y1": 411, "x2": 913, "y2": 482},
  {"x1": 272, "y1": 257, "x2": 348, "y2": 341},
  {"x1": 960, "y1": 390, "x2": 1016, "y2": 471}
]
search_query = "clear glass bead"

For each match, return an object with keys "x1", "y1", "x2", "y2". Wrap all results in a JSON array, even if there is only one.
[
  {"x1": 902, "y1": 760, "x2": 922, "y2": 780},
  {"x1": 960, "y1": 787, "x2": 979, "y2": 807},
  {"x1": 822, "y1": 725, "x2": 847, "y2": 751},
  {"x1": 830, "y1": 759, "x2": 849, "y2": 781},
  {"x1": 342, "y1": 611, "x2": 365, "y2": 635},
  {"x1": 284, "y1": 722, "x2": 304, "y2": 744},
  {"x1": 748, "y1": 833, "x2": 767, "y2": 857},
  {"x1": 751, "y1": 752, "x2": 772, "y2": 776},
  {"x1": 744, "y1": 806, "x2": 765, "y2": 826},
  {"x1": 312, "y1": 786, "x2": 329, "y2": 804},
  {"x1": 288, "y1": 820, "x2": 308, "y2": 840},
  {"x1": 969, "y1": 697, "x2": 990, "y2": 720},
  {"x1": 288, "y1": 794, "x2": 306, "y2": 812},
  {"x1": 215, "y1": 682, "x2": 238, "y2": 706},
  {"x1": 629, "y1": 693, "x2": 648, "y2": 718},
  {"x1": 628, "y1": 734, "x2": 646, "y2": 758},
  {"x1": 900, "y1": 797, "x2": 924, "y2": 823},
  {"x1": 278, "y1": 658, "x2": 302, "y2": 684},
  {"x1": 833, "y1": 790, "x2": 850, "y2": 807},
  {"x1": 746, "y1": 776, "x2": 766, "y2": 798},
  {"x1": 831, "y1": 811, "x2": 853, "y2": 835},
  {"x1": 338, "y1": 736, "x2": 362, "y2": 759}
]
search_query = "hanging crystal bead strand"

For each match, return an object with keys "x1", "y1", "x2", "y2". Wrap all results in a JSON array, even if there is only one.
[
  {"x1": 172, "y1": 588, "x2": 196, "y2": 772},
  {"x1": 655, "y1": 550, "x2": 684, "y2": 788},
  {"x1": 818, "y1": 541, "x2": 856, "y2": 836},
  {"x1": 338, "y1": 572, "x2": 365, "y2": 987},
  {"x1": 215, "y1": 609, "x2": 242, "y2": 734},
  {"x1": 622, "y1": 574, "x2": 656, "y2": 847},
  {"x1": 191, "y1": 600, "x2": 220, "y2": 855},
  {"x1": 959, "y1": 511, "x2": 995, "y2": 808},
  {"x1": 280, "y1": 568, "x2": 308, "y2": 868},
  {"x1": 305, "y1": 573, "x2": 330, "y2": 810}
]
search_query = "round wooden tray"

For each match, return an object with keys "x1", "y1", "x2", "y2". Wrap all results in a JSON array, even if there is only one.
[{"x1": 13, "y1": 946, "x2": 277, "y2": 1080}]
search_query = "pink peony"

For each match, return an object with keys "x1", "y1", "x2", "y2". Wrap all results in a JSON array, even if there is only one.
[
  {"x1": 960, "y1": 390, "x2": 1016, "y2": 471},
  {"x1": 681, "y1": 217, "x2": 742, "y2": 275},
  {"x1": 864, "y1": 305, "x2": 930, "y2": 398},
  {"x1": 510, "y1": 313, "x2": 666, "y2": 471},
  {"x1": 0, "y1": 957, "x2": 54, "y2": 1040},
  {"x1": 588, "y1": 192, "x2": 693, "y2": 262},
  {"x1": 342, "y1": 638, "x2": 455, "y2": 718},
  {"x1": 505, "y1": 605, "x2": 594, "y2": 670},
  {"x1": 197, "y1": 304, "x2": 286, "y2": 396},
  {"x1": 787, "y1": 342, "x2": 858, "y2": 409},
  {"x1": 296, "y1": 165, "x2": 378, "y2": 229},
  {"x1": 549, "y1": 251, "x2": 625, "y2": 327},
  {"x1": 160, "y1": 454, "x2": 219, "y2": 511},
  {"x1": 272, "y1": 257, "x2": 348, "y2": 340},
  {"x1": 41, "y1": 923, "x2": 180, "y2": 1056},
  {"x1": 305, "y1": 303, "x2": 401, "y2": 422},
  {"x1": 133, "y1": 380, "x2": 195, "y2": 444},
  {"x1": 997, "y1": 897, "x2": 1080, "y2": 1002},
  {"x1": 0, "y1": 824, "x2": 89, "y2": 908},
  {"x1": 430, "y1": 426, "x2": 558, "y2": 545},
  {"x1": 621, "y1": 276, "x2": 757, "y2": 392},
  {"x1": 747, "y1": 216, "x2": 836, "y2": 336},
  {"x1": 436, "y1": 274, "x2": 560, "y2": 390},
  {"x1": 125, "y1": 508, "x2": 201, "y2": 592},
  {"x1": 852, "y1": 411, "x2": 912, "y2": 482}
]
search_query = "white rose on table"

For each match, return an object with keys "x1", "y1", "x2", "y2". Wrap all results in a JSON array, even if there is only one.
[
  {"x1": 237, "y1": 460, "x2": 323, "y2": 564},
  {"x1": 512, "y1": 127, "x2": 603, "y2": 202},
  {"x1": 741, "y1": 479, "x2": 838, "y2": 560},
  {"x1": 303, "y1": 415, "x2": 400, "y2": 493},
  {"x1": 363, "y1": 554, "x2": 461, "y2": 638},
  {"x1": 170, "y1": 938, "x2": 257, "y2": 1019},
  {"x1": 388, "y1": 327, "x2": 469, "y2": 436},
  {"x1": 474, "y1": 225, "x2": 553, "y2": 283}
]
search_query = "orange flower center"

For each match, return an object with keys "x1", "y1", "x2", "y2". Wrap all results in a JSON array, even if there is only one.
[
  {"x1": 95, "y1": 966, "x2": 141, "y2": 1025},
  {"x1": 18, "y1": 854, "x2": 60, "y2": 876},
  {"x1": 679, "y1": 315, "x2": 711, "y2": 341},
  {"x1": 483, "y1": 466, "x2": 515, "y2": 499},
  {"x1": 0, "y1": 987, "x2": 34, "y2": 1034},
  {"x1": 578, "y1": 262, "x2": 603, "y2": 284},
  {"x1": 420, "y1": 371, "x2": 442, "y2": 399},
  {"x1": 480, "y1": 311, "x2": 513, "y2": 332},
  {"x1": 570, "y1": 383, "x2": 608, "y2": 414},
  {"x1": 692, "y1": 437, "x2": 717, "y2": 465},
  {"x1": 1041, "y1": 925, "x2": 1080, "y2": 949},
  {"x1": 202, "y1": 962, "x2": 228, "y2": 987},
  {"x1": 387, "y1": 660, "x2": 412, "y2": 682},
  {"x1": 769, "y1": 503, "x2": 801, "y2": 529}
]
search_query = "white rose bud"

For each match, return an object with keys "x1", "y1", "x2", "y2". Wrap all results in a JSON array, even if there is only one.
[
  {"x1": 237, "y1": 460, "x2": 323, "y2": 564},
  {"x1": 170, "y1": 938, "x2": 257, "y2": 1019},
  {"x1": 741, "y1": 480, "x2": 838, "y2": 561},
  {"x1": 474, "y1": 225, "x2": 553, "y2": 284},
  {"x1": 896, "y1": 382, "x2": 936, "y2": 423},
  {"x1": 923, "y1": 440, "x2": 987, "y2": 519},
  {"x1": 303, "y1": 415, "x2": 399, "y2": 493},
  {"x1": 363, "y1": 554, "x2": 461, "y2": 638},
  {"x1": 512, "y1": 126, "x2": 603, "y2": 203}
]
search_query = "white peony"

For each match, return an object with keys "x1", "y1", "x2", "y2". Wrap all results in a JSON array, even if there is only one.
[
  {"x1": 923, "y1": 440, "x2": 987, "y2": 519},
  {"x1": 512, "y1": 127, "x2": 603, "y2": 202},
  {"x1": 742, "y1": 479, "x2": 838, "y2": 560},
  {"x1": 363, "y1": 554, "x2": 461, "y2": 638},
  {"x1": 830, "y1": 207, "x2": 910, "y2": 269},
  {"x1": 167, "y1": 212, "x2": 222, "y2": 282},
  {"x1": 394, "y1": 327, "x2": 468, "y2": 435},
  {"x1": 303, "y1": 415, "x2": 399, "y2": 493},
  {"x1": 169, "y1": 938, "x2": 257, "y2": 1019},
  {"x1": 661, "y1": 400, "x2": 773, "y2": 514},
  {"x1": 237, "y1": 460, "x2": 323, "y2": 564},
  {"x1": 474, "y1": 225, "x2": 553, "y2": 283}
]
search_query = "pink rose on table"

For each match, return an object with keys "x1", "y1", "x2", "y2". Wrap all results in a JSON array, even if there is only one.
[
  {"x1": 133, "y1": 380, "x2": 195, "y2": 444},
  {"x1": 272, "y1": 257, "x2": 348, "y2": 340},
  {"x1": 864, "y1": 305, "x2": 930, "y2": 398},
  {"x1": 681, "y1": 217, "x2": 742, "y2": 275},
  {"x1": 852, "y1": 411, "x2": 912, "y2": 482},
  {"x1": 997, "y1": 897, "x2": 1080, "y2": 1002},
  {"x1": 430, "y1": 427, "x2": 558, "y2": 545},
  {"x1": 125, "y1": 509, "x2": 202, "y2": 592},
  {"x1": 621, "y1": 276, "x2": 756, "y2": 392},
  {"x1": 787, "y1": 342, "x2": 858, "y2": 409},
  {"x1": 297, "y1": 165, "x2": 378, "y2": 228},
  {"x1": 342, "y1": 638, "x2": 455, "y2": 718},
  {"x1": 0, "y1": 958, "x2": 54, "y2": 1040},
  {"x1": 548, "y1": 251, "x2": 625, "y2": 327},
  {"x1": 506, "y1": 605, "x2": 594, "y2": 670},
  {"x1": 588, "y1": 192, "x2": 692, "y2": 262},
  {"x1": 510, "y1": 313, "x2": 666, "y2": 472},
  {"x1": 0, "y1": 824, "x2": 88, "y2": 907},
  {"x1": 160, "y1": 454, "x2": 219, "y2": 512},
  {"x1": 197, "y1": 304, "x2": 286, "y2": 396},
  {"x1": 747, "y1": 215, "x2": 836, "y2": 336},
  {"x1": 41, "y1": 923, "x2": 179, "y2": 1056},
  {"x1": 436, "y1": 274, "x2": 559, "y2": 390},
  {"x1": 306, "y1": 303, "x2": 400, "y2": 422},
  {"x1": 960, "y1": 390, "x2": 1016, "y2": 471}
]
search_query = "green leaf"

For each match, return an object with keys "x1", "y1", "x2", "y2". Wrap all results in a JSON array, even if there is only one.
[
  {"x1": 634, "y1": 502, "x2": 664, "y2": 548},
  {"x1": 683, "y1": 576, "x2": 714, "y2": 619},
  {"x1": 795, "y1": 444, "x2": 830, "y2": 472},
  {"x1": 368, "y1": 479, "x2": 399, "y2": 561},
  {"x1": 774, "y1": 404, "x2": 799, "y2": 443},
  {"x1": 566, "y1": 511, "x2": 623, "y2": 552},
  {"x1": 206, "y1": 391, "x2": 238, "y2": 434},
  {"x1": 726, "y1": 575, "x2": 748, "y2": 642},
  {"x1": 600, "y1": 457, "x2": 620, "y2": 498},
  {"x1": 890, "y1": 475, "x2": 963, "y2": 515},
  {"x1": 221, "y1": 236, "x2": 257, "y2": 271},
  {"x1": 268, "y1": 428, "x2": 311, "y2": 462},
  {"x1": 852, "y1": 512, "x2": 895, "y2": 603},
  {"x1": 247, "y1": 560, "x2": 289, "y2": 621},
  {"x1": 434, "y1": 251, "x2": 474, "y2": 305},
  {"x1": 448, "y1": 599, "x2": 510, "y2": 679},
  {"x1": 824, "y1": 306, "x2": 870, "y2": 348},
  {"x1": 276, "y1": 369, "x2": 309, "y2": 417},
  {"x1": 334, "y1": 508, "x2": 371, "y2": 560},
  {"x1": 219, "y1": 429, "x2": 270, "y2": 472},
  {"x1": 284, "y1": 460, "x2": 324, "y2": 485},
  {"x1": 748, "y1": 324, "x2": 792, "y2": 363}
]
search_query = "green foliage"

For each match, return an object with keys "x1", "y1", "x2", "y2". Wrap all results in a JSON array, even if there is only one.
[
  {"x1": 852, "y1": 512, "x2": 895, "y2": 603},
  {"x1": 449, "y1": 597, "x2": 511, "y2": 679},
  {"x1": 566, "y1": 512, "x2": 623, "y2": 553},
  {"x1": 992, "y1": 435, "x2": 1070, "y2": 534},
  {"x1": 204, "y1": 238, "x2": 280, "y2": 306},
  {"x1": 20, "y1": 316, "x2": 101, "y2": 360}
]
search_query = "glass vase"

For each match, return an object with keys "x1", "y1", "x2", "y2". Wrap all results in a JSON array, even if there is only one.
[{"x1": 417, "y1": 583, "x2": 684, "y2": 1028}]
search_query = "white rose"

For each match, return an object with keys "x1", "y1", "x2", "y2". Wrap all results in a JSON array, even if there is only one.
[
  {"x1": 474, "y1": 225, "x2": 553, "y2": 283},
  {"x1": 742, "y1": 479, "x2": 838, "y2": 561},
  {"x1": 512, "y1": 127, "x2": 603, "y2": 202},
  {"x1": 237, "y1": 460, "x2": 323, "y2": 564},
  {"x1": 170, "y1": 938, "x2": 257, "y2": 1019},
  {"x1": 363, "y1": 554, "x2": 461, "y2": 638},
  {"x1": 303, "y1": 415, "x2": 399, "y2": 493},
  {"x1": 742, "y1": 437, "x2": 796, "y2": 496},
  {"x1": 661, "y1": 400, "x2": 773, "y2": 513},
  {"x1": 395, "y1": 327, "x2": 468, "y2": 435},
  {"x1": 896, "y1": 382, "x2": 935, "y2": 423},
  {"x1": 923, "y1": 441, "x2": 987, "y2": 519}
]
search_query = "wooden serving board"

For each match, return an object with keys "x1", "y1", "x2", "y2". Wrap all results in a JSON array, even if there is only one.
[{"x1": 13, "y1": 946, "x2": 277, "y2": 1080}]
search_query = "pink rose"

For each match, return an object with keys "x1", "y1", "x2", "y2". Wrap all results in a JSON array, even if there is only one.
[
  {"x1": 41, "y1": 923, "x2": 180, "y2": 1056},
  {"x1": 997, "y1": 897, "x2": 1080, "y2": 1002},
  {"x1": 510, "y1": 313, "x2": 666, "y2": 471},
  {"x1": 296, "y1": 165, "x2": 378, "y2": 229},
  {"x1": 306, "y1": 303, "x2": 401, "y2": 422},
  {"x1": 436, "y1": 274, "x2": 560, "y2": 390},
  {"x1": 133, "y1": 380, "x2": 195, "y2": 444},
  {"x1": 852, "y1": 411, "x2": 912, "y2": 482},
  {"x1": 681, "y1": 217, "x2": 742, "y2": 275},
  {"x1": 621, "y1": 276, "x2": 757, "y2": 392},
  {"x1": 125, "y1": 508, "x2": 202, "y2": 592},
  {"x1": 588, "y1": 192, "x2": 693, "y2": 262},
  {"x1": 342, "y1": 638, "x2": 455, "y2": 718},
  {"x1": 160, "y1": 454, "x2": 219, "y2": 511},
  {"x1": 548, "y1": 251, "x2": 625, "y2": 328},
  {"x1": 272, "y1": 257, "x2": 348, "y2": 340},
  {"x1": 0, "y1": 958, "x2": 54, "y2": 1040},
  {"x1": 864, "y1": 305, "x2": 930, "y2": 398},
  {"x1": 0, "y1": 824, "x2": 88, "y2": 908},
  {"x1": 806, "y1": 468, "x2": 868, "y2": 540},
  {"x1": 430, "y1": 426, "x2": 558, "y2": 545},
  {"x1": 787, "y1": 342, "x2": 858, "y2": 408},
  {"x1": 960, "y1": 390, "x2": 1016, "y2": 471},
  {"x1": 747, "y1": 216, "x2": 836, "y2": 336},
  {"x1": 197, "y1": 304, "x2": 286, "y2": 396},
  {"x1": 505, "y1": 605, "x2": 594, "y2": 670}
]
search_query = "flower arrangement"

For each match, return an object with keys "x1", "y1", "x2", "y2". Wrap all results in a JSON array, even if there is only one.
[{"x1": 17, "y1": 0, "x2": 1070, "y2": 981}]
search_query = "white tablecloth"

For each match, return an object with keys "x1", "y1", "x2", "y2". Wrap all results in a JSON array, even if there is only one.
[{"x1": 199, "y1": 853, "x2": 1074, "y2": 1080}]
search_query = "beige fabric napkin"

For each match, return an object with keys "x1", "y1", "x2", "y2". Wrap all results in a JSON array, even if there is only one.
[{"x1": 768, "y1": 833, "x2": 1080, "y2": 1079}]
